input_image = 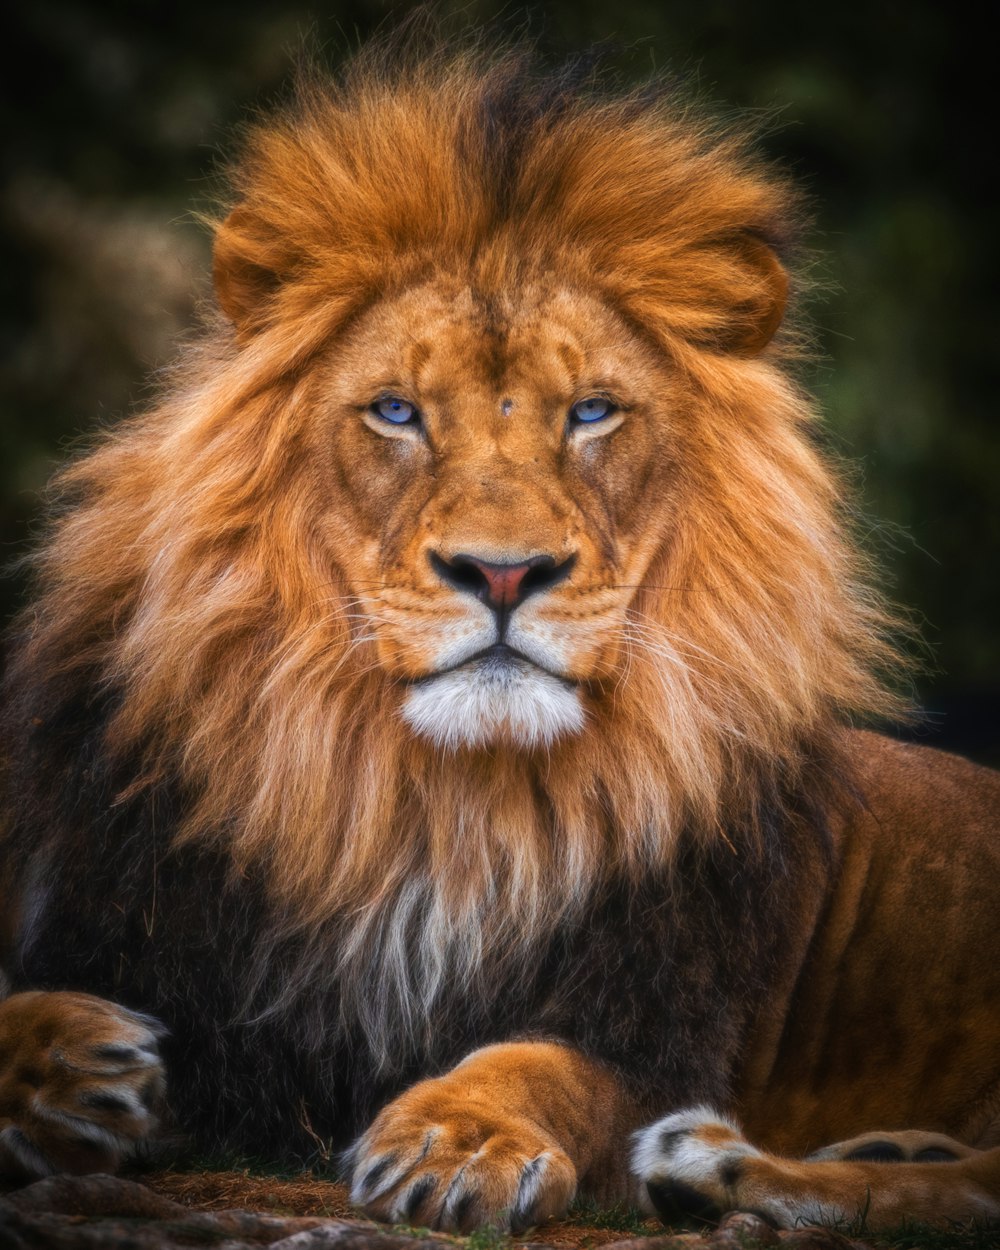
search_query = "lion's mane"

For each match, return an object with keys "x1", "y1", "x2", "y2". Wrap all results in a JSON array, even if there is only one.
[{"x1": 4, "y1": 44, "x2": 903, "y2": 1071}]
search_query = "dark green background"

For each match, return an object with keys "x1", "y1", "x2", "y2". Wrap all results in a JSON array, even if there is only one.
[{"x1": 2, "y1": 1, "x2": 997, "y2": 762}]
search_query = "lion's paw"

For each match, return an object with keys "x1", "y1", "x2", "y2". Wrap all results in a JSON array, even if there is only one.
[
  {"x1": 349, "y1": 1086, "x2": 577, "y2": 1232},
  {"x1": 806, "y1": 1129, "x2": 973, "y2": 1163},
  {"x1": 632, "y1": 1107, "x2": 762, "y2": 1224},
  {"x1": 0, "y1": 990, "x2": 166, "y2": 1178}
]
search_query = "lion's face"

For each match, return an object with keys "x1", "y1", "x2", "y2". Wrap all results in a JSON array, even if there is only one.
[{"x1": 312, "y1": 278, "x2": 684, "y2": 749}]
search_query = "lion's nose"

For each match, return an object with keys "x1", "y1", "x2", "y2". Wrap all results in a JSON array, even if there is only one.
[{"x1": 430, "y1": 551, "x2": 575, "y2": 613}]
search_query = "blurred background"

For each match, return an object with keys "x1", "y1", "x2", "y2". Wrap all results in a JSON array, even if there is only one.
[{"x1": 2, "y1": 1, "x2": 997, "y2": 763}]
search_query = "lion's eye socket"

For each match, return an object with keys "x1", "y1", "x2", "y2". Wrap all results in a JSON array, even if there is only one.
[
  {"x1": 570, "y1": 397, "x2": 614, "y2": 424},
  {"x1": 372, "y1": 396, "x2": 419, "y2": 425}
]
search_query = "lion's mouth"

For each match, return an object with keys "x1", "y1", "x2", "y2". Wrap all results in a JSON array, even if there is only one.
[
  {"x1": 400, "y1": 643, "x2": 585, "y2": 748},
  {"x1": 411, "y1": 642, "x2": 578, "y2": 688}
]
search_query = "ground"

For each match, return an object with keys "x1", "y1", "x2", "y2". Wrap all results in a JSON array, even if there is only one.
[{"x1": 2, "y1": 1167, "x2": 997, "y2": 1250}]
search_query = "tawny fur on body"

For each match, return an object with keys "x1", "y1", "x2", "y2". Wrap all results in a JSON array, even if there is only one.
[{"x1": 2, "y1": 38, "x2": 999, "y2": 1234}]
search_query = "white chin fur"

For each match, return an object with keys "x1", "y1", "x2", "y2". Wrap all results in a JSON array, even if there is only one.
[{"x1": 402, "y1": 656, "x2": 585, "y2": 750}]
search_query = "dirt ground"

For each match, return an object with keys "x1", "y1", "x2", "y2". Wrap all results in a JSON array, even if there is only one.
[
  {"x1": 142, "y1": 1170, "x2": 665, "y2": 1247},
  {"x1": 0, "y1": 1168, "x2": 861, "y2": 1250}
]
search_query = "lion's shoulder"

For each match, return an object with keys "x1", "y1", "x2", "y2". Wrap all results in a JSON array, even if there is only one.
[{"x1": 843, "y1": 728, "x2": 1000, "y2": 850}]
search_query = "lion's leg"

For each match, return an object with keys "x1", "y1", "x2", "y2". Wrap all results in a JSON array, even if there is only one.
[
  {"x1": 348, "y1": 1041, "x2": 626, "y2": 1233},
  {"x1": 632, "y1": 1109, "x2": 1000, "y2": 1230},
  {"x1": 0, "y1": 990, "x2": 166, "y2": 1179},
  {"x1": 806, "y1": 1128, "x2": 977, "y2": 1163}
]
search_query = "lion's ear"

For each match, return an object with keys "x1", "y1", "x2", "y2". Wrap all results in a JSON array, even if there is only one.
[
  {"x1": 714, "y1": 232, "x2": 790, "y2": 357},
  {"x1": 213, "y1": 206, "x2": 287, "y2": 336}
]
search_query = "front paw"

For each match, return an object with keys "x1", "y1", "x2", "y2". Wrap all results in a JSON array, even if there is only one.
[
  {"x1": 349, "y1": 1082, "x2": 577, "y2": 1232},
  {"x1": 0, "y1": 991, "x2": 166, "y2": 1178},
  {"x1": 632, "y1": 1107, "x2": 761, "y2": 1224}
]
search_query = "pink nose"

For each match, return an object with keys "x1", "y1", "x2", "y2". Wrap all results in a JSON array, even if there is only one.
[
  {"x1": 430, "y1": 552, "x2": 575, "y2": 614},
  {"x1": 463, "y1": 557, "x2": 534, "y2": 610}
]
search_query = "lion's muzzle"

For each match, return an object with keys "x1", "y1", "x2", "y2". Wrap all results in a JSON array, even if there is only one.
[{"x1": 430, "y1": 550, "x2": 576, "y2": 620}]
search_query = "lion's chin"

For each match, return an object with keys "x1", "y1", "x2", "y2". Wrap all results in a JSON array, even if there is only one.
[{"x1": 401, "y1": 654, "x2": 585, "y2": 751}]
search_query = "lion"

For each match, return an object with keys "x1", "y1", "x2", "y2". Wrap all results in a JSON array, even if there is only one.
[{"x1": 2, "y1": 40, "x2": 1000, "y2": 1235}]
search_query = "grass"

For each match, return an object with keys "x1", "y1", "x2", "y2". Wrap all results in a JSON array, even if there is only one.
[
  {"x1": 152, "y1": 1149, "x2": 346, "y2": 1183},
  {"x1": 830, "y1": 1217, "x2": 1000, "y2": 1250},
  {"x1": 466, "y1": 1225, "x2": 512, "y2": 1250},
  {"x1": 562, "y1": 1198, "x2": 660, "y2": 1235}
]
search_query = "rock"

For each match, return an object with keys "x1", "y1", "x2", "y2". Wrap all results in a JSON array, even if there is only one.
[{"x1": 711, "y1": 1212, "x2": 780, "y2": 1247}]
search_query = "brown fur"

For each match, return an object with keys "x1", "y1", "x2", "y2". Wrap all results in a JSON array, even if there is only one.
[
  {"x1": 633, "y1": 736, "x2": 1000, "y2": 1229},
  {"x1": 3, "y1": 40, "x2": 997, "y2": 1233},
  {"x1": 738, "y1": 737, "x2": 1000, "y2": 1155},
  {"x1": 352, "y1": 1043, "x2": 625, "y2": 1227},
  {"x1": 642, "y1": 1101, "x2": 1000, "y2": 1228},
  {"x1": 0, "y1": 992, "x2": 165, "y2": 1178}
]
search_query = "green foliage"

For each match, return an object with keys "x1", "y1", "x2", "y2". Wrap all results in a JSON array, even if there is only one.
[
  {"x1": 161, "y1": 1151, "x2": 323, "y2": 1181},
  {"x1": 466, "y1": 1225, "x2": 510, "y2": 1250},
  {"x1": 833, "y1": 1216, "x2": 1000, "y2": 1250},
  {"x1": 564, "y1": 1198, "x2": 656, "y2": 1234}
]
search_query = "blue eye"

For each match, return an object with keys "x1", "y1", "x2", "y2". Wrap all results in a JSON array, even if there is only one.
[
  {"x1": 372, "y1": 396, "x2": 418, "y2": 425},
  {"x1": 570, "y1": 397, "x2": 614, "y2": 424}
]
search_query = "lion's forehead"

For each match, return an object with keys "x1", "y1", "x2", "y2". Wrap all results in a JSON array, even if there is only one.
[{"x1": 328, "y1": 279, "x2": 658, "y2": 422}]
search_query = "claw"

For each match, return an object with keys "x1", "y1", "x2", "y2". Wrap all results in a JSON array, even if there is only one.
[{"x1": 0, "y1": 990, "x2": 167, "y2": 1179}]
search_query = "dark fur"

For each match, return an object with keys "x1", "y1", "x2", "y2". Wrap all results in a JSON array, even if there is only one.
[{"x1": 1, "y1": 658, "x2": 832, "y2": 1160}]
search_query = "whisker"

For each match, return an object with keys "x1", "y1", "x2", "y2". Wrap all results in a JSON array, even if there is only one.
[{"x1": 624, "y1": 612, "x2": 747, "y2": 676}]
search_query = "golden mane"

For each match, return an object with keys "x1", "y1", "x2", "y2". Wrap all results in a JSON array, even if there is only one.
[{"x1": 14, "y1": 45, "x2": 904, "y2": 1058}]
